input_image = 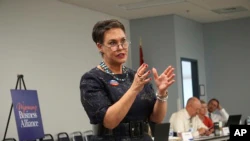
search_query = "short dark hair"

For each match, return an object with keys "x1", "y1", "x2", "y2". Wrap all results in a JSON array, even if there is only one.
[
  {"x1": 92, "y1": 19, "x2": 125, "y2": 44},
  {"x1": 208, "y1": 98, "x2": 220, "y2": 107}
]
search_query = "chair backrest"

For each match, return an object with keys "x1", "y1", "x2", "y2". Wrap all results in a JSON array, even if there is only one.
[
  {"x1": 82, "y1": 130, "x2": 93, "y2": 141},
  {"x1": 71, "y1": 131, "x2": 83, "y2": 141},
  {"x1": 57, "y1": 132, "x2": 70, "y2": 141},
  {"x1": 3, "y1": 138, "x2": 16, "y2": 141},
  {"x1": 40, "y1": 134, "x2": 54, "y2": 141},
  {"x1": 152, "y1": 123, "x2": 170, "y2": 141}
]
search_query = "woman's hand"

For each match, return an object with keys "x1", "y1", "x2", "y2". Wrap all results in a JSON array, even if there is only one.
[
  {"x1": 131, "y1": 63, "x2": 151, "y2": 93},
  {"x1": 152, "y1": 66, "x2": 175, "y2": 95}
]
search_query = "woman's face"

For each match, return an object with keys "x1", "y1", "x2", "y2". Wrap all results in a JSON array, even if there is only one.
[
  {"x1": 199, "y1": 103, "x2": 208, "y2": 116},
  {"x1": 98, "y1": 28, "x2": 128, "y2": 65}
]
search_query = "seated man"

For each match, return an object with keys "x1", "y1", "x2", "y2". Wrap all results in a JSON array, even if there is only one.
[
  {"x1": 170, "y1": 97, "x2": 208, "y2": 138},
  {"x1": 198, "y1": 100, "x2": 214, "y2": 135},
  {"x1": 207, "y1": 98, "x2": 229, "y2": 123}
]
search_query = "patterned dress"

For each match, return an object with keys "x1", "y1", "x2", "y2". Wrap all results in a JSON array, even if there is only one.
[{"x1": 80, "y1": 67, "x2": 156, "y2": 141}]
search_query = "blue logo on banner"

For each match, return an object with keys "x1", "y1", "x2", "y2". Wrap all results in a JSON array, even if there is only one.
[{"x1": 11, "y1": 90, "x2": 44, "y2": 141}]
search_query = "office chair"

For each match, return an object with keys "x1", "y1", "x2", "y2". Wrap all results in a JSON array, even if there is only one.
[
  {"x1": 83, "y1": 130, "x2": 93, "y2": 141},
  {"x1": 40, "y1": 134, "x2": 54, "y2": 141},
  {"x1": 57, "y1": 132, "x2": 70, "y2": 141},
  {"x1": 71, "y1": 131, "x2": 83, "y2": 141}
]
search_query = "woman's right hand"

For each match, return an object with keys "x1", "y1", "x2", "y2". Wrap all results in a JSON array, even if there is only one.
[{"x1": 130, "y1": 63, "x2": 152, "y2": 93}]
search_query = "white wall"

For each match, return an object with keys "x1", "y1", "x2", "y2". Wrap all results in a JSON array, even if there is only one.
[
  {"x1": 174, "y1": 15, "x2": 207, "y2": 108},
  {"x1": 0, "y1": 0, "x2": 130, "y2": 138},
  {"x1": 204, "y1": 17, "x2": 250, "y2": 120}
]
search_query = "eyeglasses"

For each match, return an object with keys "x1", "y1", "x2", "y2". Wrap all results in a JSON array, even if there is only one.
[{"x1": 102, "y1": 40, "x2": 131, "y2": 51}]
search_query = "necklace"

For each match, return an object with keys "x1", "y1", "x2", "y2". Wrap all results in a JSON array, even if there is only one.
[{"x1": 99, "y1": 61, "x2": 128, "y2": 82}]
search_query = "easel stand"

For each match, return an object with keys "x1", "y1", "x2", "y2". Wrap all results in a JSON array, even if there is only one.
[{"x1": 3, "y1": 75, "x2": 27, "y2": 141}]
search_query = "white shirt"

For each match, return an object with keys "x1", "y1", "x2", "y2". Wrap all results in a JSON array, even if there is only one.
[
  {"x1": 169, "y1": 109, "x2": 208, "y2": 138},
  {"x1": 208, "y1": 108, "x2": 229, "y2": 123}
]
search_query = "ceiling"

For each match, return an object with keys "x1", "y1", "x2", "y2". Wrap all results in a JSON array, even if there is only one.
[{"x1": 59, "y1": 0, "x2": 250, "y2": 23}]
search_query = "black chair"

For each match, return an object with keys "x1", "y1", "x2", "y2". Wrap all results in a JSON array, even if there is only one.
[
  {"x1": 57, "y1": 132, "x2": 70, "y2": 141},
  {"x1": 71, "y1": 131, "x2": 83, "y2": 141},
  {"x1": 40, "y1": 134, "x2": 54, "y2": 141},
  {"x1": 3, "y1": 138, "x2": 16, "y2": 141},
  {"x1": 82, "y1": 130, "x2": 93, "y2": 141}
]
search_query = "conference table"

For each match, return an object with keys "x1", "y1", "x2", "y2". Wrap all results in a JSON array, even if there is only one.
[
  {"x1": 153, "y1": 134, "x2": 230, "y2": 141},
  {"x1": 193, "y1": 134, "x2": 229, "y2": 141}
]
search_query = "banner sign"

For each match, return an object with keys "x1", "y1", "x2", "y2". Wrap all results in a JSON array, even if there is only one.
[{"x1": 11, "y1": 90, "x2": 44, "y2": 140}]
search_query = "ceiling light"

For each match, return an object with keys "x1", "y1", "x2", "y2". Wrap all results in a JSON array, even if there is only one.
[
  {"x1": 212, "y1": 6, "x2": 248, "y2": 14},
  {"x1": 118, "y1": 0, "x2": 186, "y2": 10}
]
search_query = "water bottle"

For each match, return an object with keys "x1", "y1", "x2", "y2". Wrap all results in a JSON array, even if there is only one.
[
  {"x1": 169, "y1": 126, "x2": 174, "y2": 137},
  {"x1": 219, "y1": 121, "x2": 223, "y2": 135},
  {"x1": 247, "y1": 116, "x2": 250, "y2": 125}
]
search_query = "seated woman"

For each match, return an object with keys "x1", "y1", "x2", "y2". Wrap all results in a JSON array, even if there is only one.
[{"x1": 198, "y1": 100, "x2": 214, "y2": 135}]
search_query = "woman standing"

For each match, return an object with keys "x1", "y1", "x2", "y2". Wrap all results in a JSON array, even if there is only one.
[{"x1": 80, "y1": 19, "x2": 175, "y2": 141}]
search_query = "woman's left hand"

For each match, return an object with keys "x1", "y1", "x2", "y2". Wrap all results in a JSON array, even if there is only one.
[{"x1": 152, "y1": 66, "x2": 175, "y2": 95}]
